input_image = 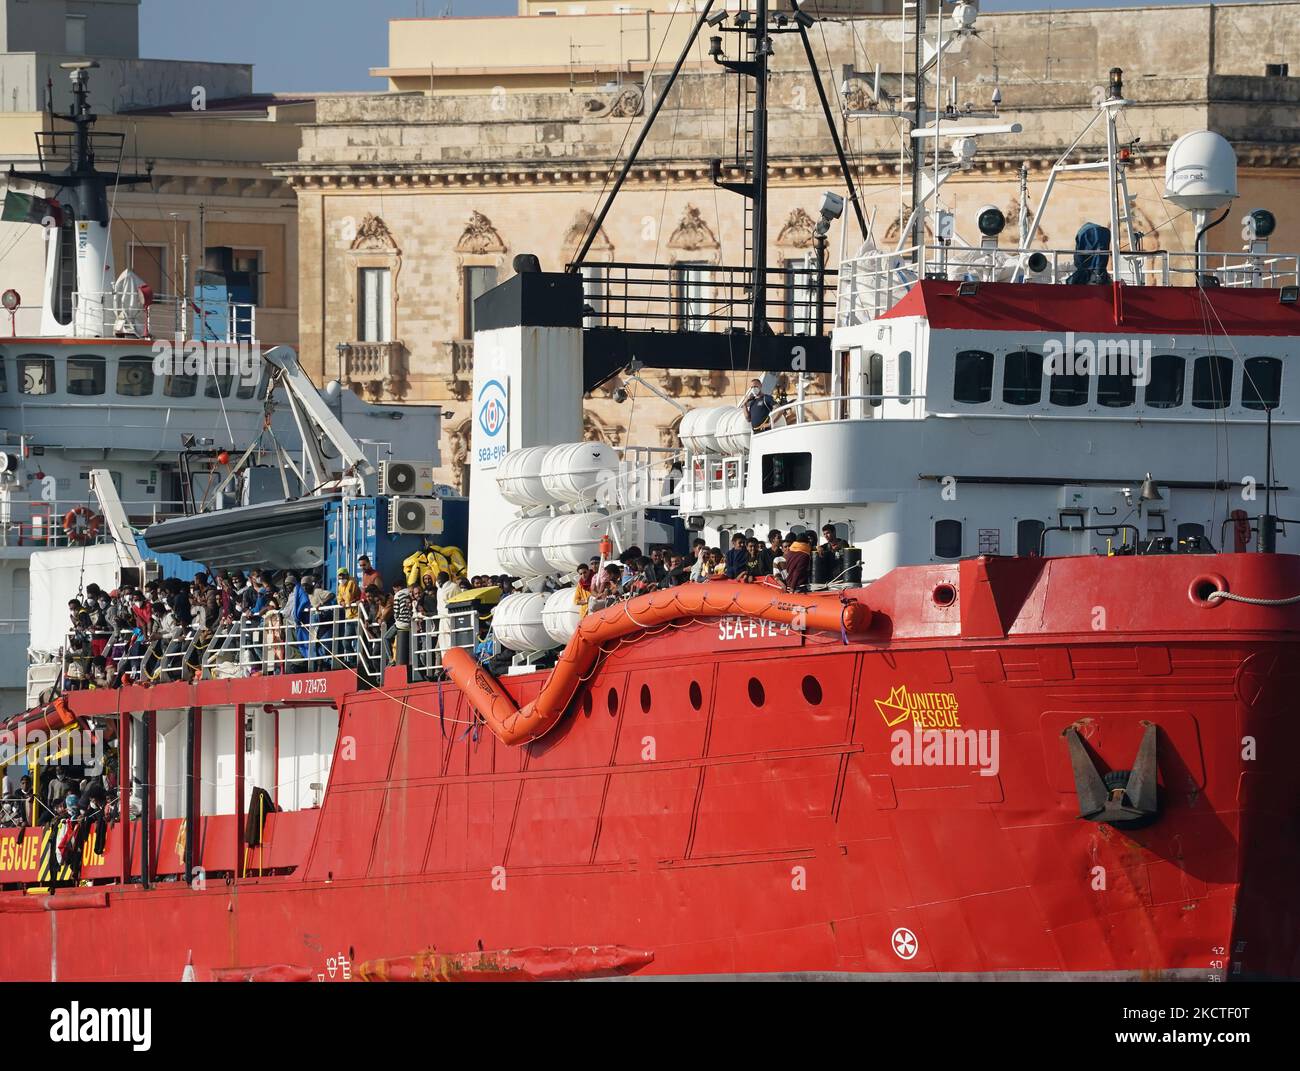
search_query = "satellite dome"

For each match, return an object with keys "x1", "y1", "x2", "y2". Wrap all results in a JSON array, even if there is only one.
[{"x1": 1164, "y1": 131, "x2": 1237, "y2": 212}]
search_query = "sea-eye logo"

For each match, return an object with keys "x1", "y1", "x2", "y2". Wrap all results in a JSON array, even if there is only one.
[
  {"x1": 151, "y1": 337, "x2": 260, "y2": 384},
  {"x1": 477, "y1": 378, "x2": 507, "y2": 438}
]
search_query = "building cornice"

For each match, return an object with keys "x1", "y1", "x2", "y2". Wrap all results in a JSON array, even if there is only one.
[{"x1": 273, "y1": 143, "x2": 1300, "y2": 191}]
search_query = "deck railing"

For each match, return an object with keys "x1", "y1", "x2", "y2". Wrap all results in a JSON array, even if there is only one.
[
  {"x1": 48, "y1": 602, "x2": 489, "y2": 696},
  {"x1": 835, "y1": 244, "x2": 1300, "y2": 326}
]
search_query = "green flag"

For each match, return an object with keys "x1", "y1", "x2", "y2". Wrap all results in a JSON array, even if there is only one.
[{"x1": 1, "y1": 188, "x2": 60, "y2": 226}]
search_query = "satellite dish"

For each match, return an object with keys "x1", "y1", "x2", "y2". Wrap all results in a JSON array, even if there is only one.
[{"x1": 1164, "y1": 130, "x2": 1238, "y2": 212}]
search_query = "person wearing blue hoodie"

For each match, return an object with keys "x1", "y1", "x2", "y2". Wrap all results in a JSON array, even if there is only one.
[
  {"x1": 724, "y1": 533, "x2": 750, "y2": 580},
  {"x1": 289, "y1": 574, "x2": 312, "y2": 666}
]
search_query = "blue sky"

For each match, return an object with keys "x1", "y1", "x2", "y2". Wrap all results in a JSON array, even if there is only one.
[{"x1": 140, "y1": 0, "x2": 1214, "y2": 94}]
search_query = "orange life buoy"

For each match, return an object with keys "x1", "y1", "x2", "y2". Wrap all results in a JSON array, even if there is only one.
[{"x1": 62, "y1": 507, "x2": 102, "y2": 545}]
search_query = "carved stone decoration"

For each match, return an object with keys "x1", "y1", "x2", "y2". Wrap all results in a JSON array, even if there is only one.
[
  {"x1": 448, "y1": 420, "x2": 471, "y2": 496},
  {"x1": 777, "y1": 207, "x2": 817, "y2": 249},
  {"x1": 351, "y1": 213, "x2": 401, "y2": 254},
  {"x1": 668, "y1": 205, "x2": 719, "y2": 253},
  {"x1": 564, "y1": 210, "x2": 613, "y2": 260},
  {"x1": 705, "y1": 370, "x2": 727, "y2": 397},
  {"x1": 455, "y1": 211, "x2": 507, "y2": 255},
  {"x1": 441, "y1": 339, "x2": 474, "y2": 401},
  {"x1": 659, "y1": 413, "x2": 683, "y2": 449},
  {"x1": 583, "y1": 84, "x2": 645, "y2": 119}
]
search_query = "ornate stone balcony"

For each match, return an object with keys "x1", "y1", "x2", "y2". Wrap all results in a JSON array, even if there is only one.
[{"x1": 340, "y1": 340, "x2": 406, "y2": 400}]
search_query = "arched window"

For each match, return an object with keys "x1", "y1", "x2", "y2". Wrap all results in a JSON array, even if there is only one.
[
  {"x1": 1145, "y1": 354, "x2": 1185, "y2": 409},
  {"x1": 67, "y1": 355, "x2": 105, "y2": 396},
  {"x1": 1016, "y1": 518, "x2": 1045, "y2": 556},
  {"x1": 1192, "y1": 355, "x2": 1232, "y2": 409},
  {"x1": 934, "y1": 519, "x2": 963, "y2": 559},
  {"x1": 1003, "y1": 350, "x2": 1043, "y2": 405},
  {"x1": 1049, "y1": 350, "x2": 1089, "y2": 407},
  {"x1": 953, "y1": 350, "x2": 993, "y2": 403},
  {"x1": 1242, "y1": 357, "x2": 1282, "y2": 411}
]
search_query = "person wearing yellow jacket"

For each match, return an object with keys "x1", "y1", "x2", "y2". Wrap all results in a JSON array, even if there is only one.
[{"x1": 336, "y1": 568, "x2": 361, "y2": 618}]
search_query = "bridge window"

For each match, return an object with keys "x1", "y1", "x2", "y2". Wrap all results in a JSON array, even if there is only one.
[
  {"x1": 164, "y1": 371, "x2": 198, "y2": 398},
  {"x1": 897, "y1": 350, "x2": 912, "y2": 402},
  {"x1": 934, "y1": 519, "x2": 963, "y2": 559},
  {"x1": 1002, "y1": 350, "x2": 1042, "y2": 405},
  {"x1": 1016, "y1": 518, "x2": 1045, "y2": 556},
  {"x1": 204, "y1": 372, "x2": 234, "y2": 399},
  {"x1": 1049, "y1": 354, "x2": 1089, "y2": 407},
  {"x1": 1242, "y1": 357, "x2": 1282, "y2": 411},
  {"x1": 866, "y1": 352, "x2": 883, "y2": 408},
  {"x1": 1145, "y1": 354, "x2": 1185, "y2": 409},
  {"x1": 762, "y1": 452, "x2": 811, "y2": 493},
  {"x1": 0, "y1": 356, "x2": 6, "y2": 393},
  {"x1": 1097, "y1": 364, "x2": 1136, "y2": 408},
  {"x1": 67, "y1": 355, "x2": 105, "y2": 397},
  {"x1": 236, "y1": 367, "x2": 267, "y2": 401},
  {"x1": 17, "y1": 355, "x2": 54, "y2": 395},
  {"x1": 953, "y1": 350, "x2": 993, "y2": 403},
  {"x1": 1192, "y1": 355, "x2": 1232, "y2": 409},
  {"x1": 117, "y1": 356, "x2": 155, "y2": 397}
]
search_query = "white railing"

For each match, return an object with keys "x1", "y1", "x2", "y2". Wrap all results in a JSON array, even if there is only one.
[
  {"x1": 836, "y1": 244, "x2": 921, "y2": 326},
  {"x1": 49, "y1": 602, "x2": 487, "y2": 692},
  {"x1": 0, "y1": 497, "x2": 188, "y2": 549},
  {"x1": 680, "y1": 451, "x2": 746, "y2": 513},
  {"x1": 5, "y1": 295, "x2": 256, "y2": 342},
  {"x1": 834, "y1": 244, "x2": 1300, "y2": 326}
]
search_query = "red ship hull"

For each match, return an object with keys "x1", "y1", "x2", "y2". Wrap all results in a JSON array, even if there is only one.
[{"x1": 2, "y1": 553, "x2": 1298, "y2": 981}]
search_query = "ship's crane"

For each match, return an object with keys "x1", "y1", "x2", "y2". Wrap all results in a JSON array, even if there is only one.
[{"x1": 198, "y1": 345, "x2": 375, "y2": 513}]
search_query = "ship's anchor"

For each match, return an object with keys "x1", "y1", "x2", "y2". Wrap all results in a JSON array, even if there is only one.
[{"x1": 1063, "y1": 721, "x2": 1160, "y2": 829}]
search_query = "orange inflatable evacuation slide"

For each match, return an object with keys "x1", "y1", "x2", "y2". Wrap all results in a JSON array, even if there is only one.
[{"x1": 443, "y1": 580, "x2": 872, "y2": 747}]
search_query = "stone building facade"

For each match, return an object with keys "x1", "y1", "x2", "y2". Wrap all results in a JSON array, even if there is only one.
[{"x1": 276, "y1": 3, "x2": 1300, "y2": 493}]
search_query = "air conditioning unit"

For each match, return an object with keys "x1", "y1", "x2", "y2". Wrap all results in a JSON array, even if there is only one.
[
  {"x1": 388, "y1": 496, "x2": 444, "y2": 535},
  {"x1": 380, "y1": 460, "x2": 436, "y2": 497}
]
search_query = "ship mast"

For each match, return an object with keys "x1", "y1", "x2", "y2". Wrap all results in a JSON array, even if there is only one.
[
  {"x1": 6, "y1": 62, "x2": 153, "y2": 337},
  {"x1": 570, "y1": 0, "x2": 867, "y2": 356}
]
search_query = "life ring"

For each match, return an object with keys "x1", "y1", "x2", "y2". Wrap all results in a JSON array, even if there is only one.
[{"x1": 63, "y1": 507, "x2": 102, "y2": 545}]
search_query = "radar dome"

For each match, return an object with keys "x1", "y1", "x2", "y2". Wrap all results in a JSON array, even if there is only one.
[{"x1": 1164, "y1": 131, "x2": 1237, "y2": 211}]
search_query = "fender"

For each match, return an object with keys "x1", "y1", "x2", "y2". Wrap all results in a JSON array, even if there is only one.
[{"x1": 444, "y1": 580, "x2": 871, "y2": 746}]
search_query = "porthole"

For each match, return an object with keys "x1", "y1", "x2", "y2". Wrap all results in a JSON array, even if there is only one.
[
  {"x1": 688, "y1": 680, "x2": 703, "y2": 710},
  {"x1": 607, "y1": 687, "x2": 619, "y2": 716},
  {"x1": 747, "y1": 677, "x2": 766, "y2": 708},
  {"x1": 639, "y1": 683, "x2": 652, "y2": 713},
  {"x1": 932, "y1": 583, "x2": 957, "y2": 607},
  {"x1": 801, "y1": 675, "x2": 823, "y2": 705},
  {"x1": 581, "y1": 692, "x2": 593, "y2": 717}
]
